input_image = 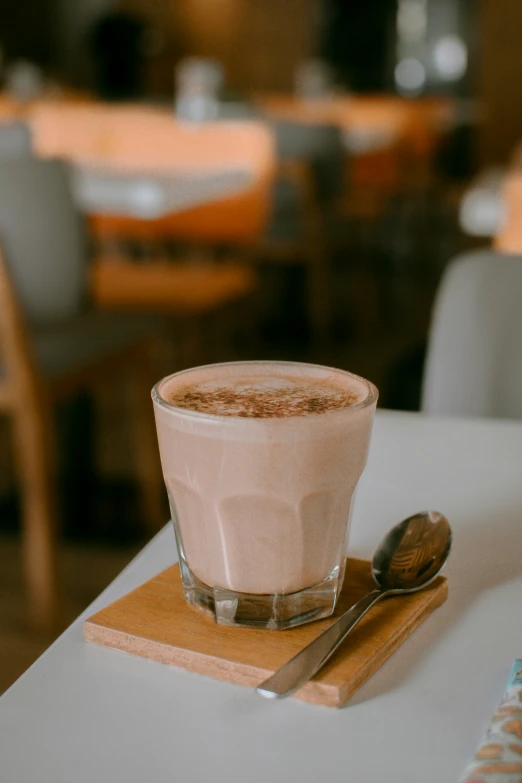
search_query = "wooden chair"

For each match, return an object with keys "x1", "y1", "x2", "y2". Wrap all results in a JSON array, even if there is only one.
[
  {"x1": 90, "y1": 254, "x2": 258, "y2": 365},
  {"x1": 0, "y1": 157, "x2": 166, "y2": 630},
  {"x1": 85, "y1": 161, "x2": 262, "y2": 362},
  {"x1": 90, "y1": 258, "x2": 257, "y2": 315},
  {"x1": 89, "y1": 117, "x2": 341, "y2": 351},
  {"x1": 87, "y1": 213, "x2": 258, "y2": 357}
]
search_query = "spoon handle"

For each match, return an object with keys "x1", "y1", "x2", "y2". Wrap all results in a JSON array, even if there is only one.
[{"x1": 256, "y1": 589, "x2": 385, "y2": 699}]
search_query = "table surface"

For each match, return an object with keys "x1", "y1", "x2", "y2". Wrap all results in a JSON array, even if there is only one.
[
  {"x1": 20, "y1": 103, "x2": 275, "y2": 219},
  {"x1": 3, "y1": 409, "x2": 522, "y2": 783}
]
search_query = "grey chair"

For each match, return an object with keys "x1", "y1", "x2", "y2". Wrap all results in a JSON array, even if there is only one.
[
  {"x1": 269, "y1": 119, "x2": 345, "y2": 208},
  {"x1": 0, "y1": 121, "x2": 33, "y2": 156},
  {"x1": 422, "y1": 249, "x2": 522, "y2": 418},
  {"x1": 0, "y1": 157, "x2": 165, "y2": 629},
  {"x1": 261, "y1": 120, "x2": 345, "y2": 348}
]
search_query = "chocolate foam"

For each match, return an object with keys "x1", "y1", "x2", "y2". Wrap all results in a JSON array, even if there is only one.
[{"x1": 164, "y1": 375, "x2": 361, "y2": 418}]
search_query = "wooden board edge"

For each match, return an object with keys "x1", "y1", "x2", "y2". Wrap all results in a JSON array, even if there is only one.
[
  {"x1": 293, "y1": 576, "x2": 448, "y2": 708},
  {"x1": 84, "y1": 619, "x2": 272, "y2": 687},
  {"x1": 83, "y1": 569, "x2": 449, "y2": 710}
]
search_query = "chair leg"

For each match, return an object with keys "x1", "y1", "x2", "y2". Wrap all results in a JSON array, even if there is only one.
[
  {"x1": 128, "y1": 346, "x2": 166, "y2": 536},
  {"x1": 12, "y1": 397, "x2": 60, "y2": 630}
]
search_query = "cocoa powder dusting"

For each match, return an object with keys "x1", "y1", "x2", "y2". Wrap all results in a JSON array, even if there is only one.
[{"x1": 166, "y1": 378, "x2": 359, "y2": 418}]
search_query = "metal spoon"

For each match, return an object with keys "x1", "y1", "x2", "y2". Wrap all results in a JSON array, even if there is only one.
[{"x1": 256, "y1": 510, "x2": 451, "y2": 699}]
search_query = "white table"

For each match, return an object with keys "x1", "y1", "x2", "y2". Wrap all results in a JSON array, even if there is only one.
[{"x1": 2, "y1": 410, "x2": 522, "y2": 783}]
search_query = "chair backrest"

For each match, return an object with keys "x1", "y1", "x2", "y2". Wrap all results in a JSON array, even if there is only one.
[
  {"x1": 422, "y1": 249, "x2": 522, "y2": 419},
  {"x1": 0, "y1": 121, "x2": 33, "y2": 157},
  {"x1": 0, "y1": 157, "x2": 86, "y2": 325},
  {"x1": 270, "y1": 120, "x2": 345, "y2": 205}
]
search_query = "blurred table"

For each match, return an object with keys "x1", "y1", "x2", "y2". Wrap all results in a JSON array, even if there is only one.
[
  {"x1": 255, "y1": 93, "x2": 455, "y2": 155},
  {"x1": 26, "y1": 104, "x2": 275, "y2": 239},
  {"x1": 256, "y1": 93, "x2": 456, "y2": 200},
  {"x1": 2, "y1": 410, "x2": 522, "y2": 782},
  {"x1": 0, "y1": 90, "x2": 93, "y2": 120},
  {"x1": 7, "y1": 101, "x2": 271, "y2": 316}
]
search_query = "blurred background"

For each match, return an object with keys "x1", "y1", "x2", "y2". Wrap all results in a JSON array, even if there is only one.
[{"x1": 0, "y1": 0, "x2": 520, "y2": 692}]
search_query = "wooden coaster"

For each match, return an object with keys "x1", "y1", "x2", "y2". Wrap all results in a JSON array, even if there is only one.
[{"x1": 84, "y1": 559, "x2": 447, "y2": 708}]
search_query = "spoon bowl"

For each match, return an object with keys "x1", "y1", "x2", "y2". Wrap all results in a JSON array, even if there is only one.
[{"x1": 372, "y1": 510, "x2": 452, "y2": 592}]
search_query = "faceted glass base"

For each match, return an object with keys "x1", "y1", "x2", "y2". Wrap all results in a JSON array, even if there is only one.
[{"x1": 178, "y1": 556, "x2": 344, "y2": 630}]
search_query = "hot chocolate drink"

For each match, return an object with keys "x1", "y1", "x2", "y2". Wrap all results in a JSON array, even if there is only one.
[{"x1": 152, "y1": 361, "x2": 377, "y2": 629}]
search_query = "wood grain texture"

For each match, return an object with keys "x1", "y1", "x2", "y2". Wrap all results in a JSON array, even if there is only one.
[{"x1": 84, "y1": 559, "x2": 447, "y2": 708}]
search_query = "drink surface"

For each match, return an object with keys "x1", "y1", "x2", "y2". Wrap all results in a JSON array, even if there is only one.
[{"x1": 160, "y1": 364, "x2": 366, "y2": 418}]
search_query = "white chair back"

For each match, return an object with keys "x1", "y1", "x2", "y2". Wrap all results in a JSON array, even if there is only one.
[
  {"x1": 422, "y1": 250, "x2": 522, "y2": 418},
  {"x1": 0, "y1": 157, "x2": 86, "y2": 324}
]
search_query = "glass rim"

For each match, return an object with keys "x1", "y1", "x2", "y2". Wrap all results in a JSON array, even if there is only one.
[{"x1": 151, "y1": 360, "x2": 378, "y2": 423}]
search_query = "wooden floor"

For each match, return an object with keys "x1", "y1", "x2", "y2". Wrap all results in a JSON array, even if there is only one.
[{"x1": 0, "y1": 532, "x2": 142, "y2": 696}]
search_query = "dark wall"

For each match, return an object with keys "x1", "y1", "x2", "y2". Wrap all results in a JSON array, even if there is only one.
[
  {"x1": 0, "y1": 0, "x2": 54, "y2": 66},
  {"x1": 321, "y1": 0, "x2": 398, "y2": 91},
  {"x1": 477, "y1": 0, "x2": 522, "y2": 164}
]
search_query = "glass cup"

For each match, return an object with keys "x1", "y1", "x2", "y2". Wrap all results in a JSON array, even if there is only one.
[{"x1": 152, "y1": 361, "x2": 378, "y2": 630}]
